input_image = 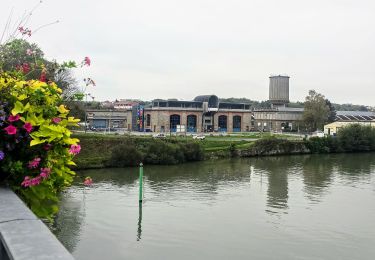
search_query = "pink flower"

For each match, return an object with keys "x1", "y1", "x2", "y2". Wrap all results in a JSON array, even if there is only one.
[
  {"x1": 8, "y1": 114, "x2": 20, "y2": 122},
  {"x1": 30, "y1": 176, "x2": 41, "y2": 186},
  {"x1": 26, "y1": 49, "x2": 34, "y2": 55},
  {"x1": 52, "y1": 117, "x2": 61, "y2": 124},
  {"x1": 40, "y1": 168, "x2": 51, "y2": 179},
  {"x1": 83, "y1": 177, "x2": 93, "y2": 186},
  {"x1": 22, "y1": 63, "x2": 30, "y2": 74},
  {"x1": 21, "y1": 176, "x2": 31, "y2": 187},
  {"x1": 83, "y1": 56, "x2": 91, "y2": 66},
  {"x1": 40, "y1": 70, "x2": 47, "y2": 82},
  {"x1": 69, "y1": 144, "x2": 81, "y2": 155},
  {"x1": 18, "y1": 27, "x2": 32, "y2": 37},
  {"x1": 23, "y1": 122, "x2": 33, "y2": 133},
  {"x1": 28, "y1": 158, "x2": 41, "y2": 169},
  {"x1": 4, "y1": 125, "x2": 17, "y2": 135},
  {"x1": 22, "y1": 176, "x2": 42, "y2": 187}
]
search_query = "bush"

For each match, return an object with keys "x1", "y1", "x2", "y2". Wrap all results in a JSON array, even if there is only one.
[
  {"x1": 107, "y1": 142, "x2": 143, "y2": 167},
  {"x1": 250, "y1": 137, "x2": 307, "y2": 155},
  {"x1": 0, "y1": 74, "x2": 80, "y2": 219},
  {"x1": 305, "y1": 137, "x2": 331, "y2": 153},
  {"x1": 179, "y1": 142, "x2": 205, "y2": 161},
  {"x1": 337, "y1": 124, "x2": 375, "y2": 152},
  {"x1": 306, "y1": 124, "x2": 375, "y2": 154},
  {"x1": 143, "y1": 140, "x2": 184, "y2": 165},
  {"x1": 103, "y1": 138, "x2": 204, "y2": 167}
]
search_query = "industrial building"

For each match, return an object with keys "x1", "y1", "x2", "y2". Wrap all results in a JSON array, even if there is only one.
[
  {"x1": 87, "y1": 75, "x2": 305, "y2": 133},
  {"x1": 324, "y1": 111, "x2": 375, "y2": 136},
  {"x1": 87, "y1": 95, "x2": 253, "y2": 132}
]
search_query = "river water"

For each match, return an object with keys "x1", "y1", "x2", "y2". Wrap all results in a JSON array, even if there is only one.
[{"x1": 53, "y1": 153, "x2": 375, "y2": 260}]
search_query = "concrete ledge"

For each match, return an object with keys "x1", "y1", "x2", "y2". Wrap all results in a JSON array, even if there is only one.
[{"x1": 0, "y1": 187, "x2": 74, "y2": 260}]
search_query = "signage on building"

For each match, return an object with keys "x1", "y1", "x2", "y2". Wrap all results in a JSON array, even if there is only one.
[{"x1": 137, "y1": 105, "x2": 144, "y2": 131}]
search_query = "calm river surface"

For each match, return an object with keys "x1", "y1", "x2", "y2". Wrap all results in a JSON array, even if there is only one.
[{"x1": 53, "y1": 153, "x2": 375, "y2": 260}]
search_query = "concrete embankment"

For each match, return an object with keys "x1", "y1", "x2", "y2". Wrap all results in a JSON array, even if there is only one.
[{"x1": 0, "y1": 187, "x2": 73, "y2": 260}]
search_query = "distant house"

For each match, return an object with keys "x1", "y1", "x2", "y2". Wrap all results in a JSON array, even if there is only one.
[
  {"x1": 324, "y1": 111, "x2": 375, "y2": 136},
  {"x1": 113, "y1": 100, "x2": 139, "y2": 110}
]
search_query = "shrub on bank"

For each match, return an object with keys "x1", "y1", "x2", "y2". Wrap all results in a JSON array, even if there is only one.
[
  {"x1": 143, "y1": 140, "x2": 184, "y2": 165},
  {"x1": 179, "y1": 142, "x2": 205, "y2": 161},
  {"x1": 246, "y1": 137, "x2": 308, "y2": 156},
  {"x1": 306, "y1": 124, "x2": 375, "y2": 153},
  {"x1": 107, "y1": 141, "x2": 143, "y2": 167},
  {"x1": 338, "y1": 124, "x2": 375, "y2": 152},
  {"x1": 306, "y1": 136, "x2": 342, "y2": 153},
  {"x1": 77, "y1": 136, "x2": 206, "y2": 168}
]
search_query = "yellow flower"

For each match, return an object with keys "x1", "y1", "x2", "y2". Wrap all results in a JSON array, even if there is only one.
[{"x1": 58, "y1": 104, "x2": 69, "y2": 114}]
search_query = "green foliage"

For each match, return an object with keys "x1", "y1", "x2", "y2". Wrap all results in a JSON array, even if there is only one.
[
  {"x1": 306, "y1": 137, "x2": 332, "y2": 153},
  {"x1": 180, "y1": 142, "x2": 204, "y2": 161},
  {"x1": 143, "y1": 140, "x2": 184, "y2": 164},
  {"x1": 250, "y1": 137, "x2": 308, "y2": 155},
  {"x1": 325, "y1": 99, "x2": 336, "y2": 123},
  {"x1": 76, "y1": 135, "x2": 205, "y2": 168},
  {"x1": 306, "y1": 124, "x2": 375, "y2": 153},
  {"x1": 0, "y1": 39, "x2": 79, "y2": 99},
  {"x1": 303, "y1": 90, "x2": 330, "y2": 131},
  {"x1": 0, "y1": 74, "x2": 80, "y2": 220},
  {"x1": 107, "y1": 142, "x2": 143, "y2": 167},
  {"x1": 229, "y1": 143, "x2": 237, "y2": 157},
  {"x1": 337, "y1": 124, "x2": 375, "y2": 152}
]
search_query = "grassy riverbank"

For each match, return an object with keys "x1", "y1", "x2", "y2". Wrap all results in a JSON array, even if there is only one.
[
  {"x1": 73, "y1": 133, "x2": 260, "y2": 169},
  {"x1": 73, "y1": 125, "x2": 375, "y2": 169}
]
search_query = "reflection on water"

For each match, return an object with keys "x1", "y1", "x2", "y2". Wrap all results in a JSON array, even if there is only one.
[
  {"x1": 53, "y1": 153, "x2": 375, "y2": 260},
  {"x1": 137, "y1": 202, "x2": 142, "y2": 241}
]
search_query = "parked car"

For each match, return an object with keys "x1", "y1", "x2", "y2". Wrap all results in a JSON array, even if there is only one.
[
  {"x1": 193, "y1": 134, "x2": 205, "y2": 140},
  {"x1": 153, "y1": 133, "x2": 166, "y2": 139},
  {"x1": 311, "y1": 131, "x2": 324, "y2": 138}
]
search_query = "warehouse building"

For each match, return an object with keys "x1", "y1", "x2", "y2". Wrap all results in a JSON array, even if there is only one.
[{"x1": 324, "y1": 111, "x2": 375, "y2": 136}]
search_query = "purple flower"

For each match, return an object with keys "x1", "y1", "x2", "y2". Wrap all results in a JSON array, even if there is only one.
[{"x1": 0, "y1": 151, "x2": 4, "y2": 161}]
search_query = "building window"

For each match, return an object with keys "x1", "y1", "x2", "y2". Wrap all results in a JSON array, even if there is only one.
[
  {"x1": 146, "y1": 114, "x2": 151, "y2": 127},
  {"x1": 218, "y1": 115, "x2": 227, "y2": 132},
  {"x1": 170, "y1": 114, "x2": 180, "y2": 132},
  {"x1": 187, "y1": 115, "x2": 197, "y2": 132},
  {"x1": 233, "y1": 116, "x2": 241, "y2": 132}
]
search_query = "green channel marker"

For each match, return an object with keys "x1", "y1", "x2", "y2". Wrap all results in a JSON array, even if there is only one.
[{"x1": 139, "y1": 162, "x2": 143, "y2": 202}]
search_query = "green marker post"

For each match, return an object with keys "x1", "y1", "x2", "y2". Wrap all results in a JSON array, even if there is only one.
[{"x1": 139, "y1": 162, "x2": 143, "y2": 203}]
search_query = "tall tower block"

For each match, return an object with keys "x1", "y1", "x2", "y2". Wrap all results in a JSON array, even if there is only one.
[{"x1": 269, "y1": 75, "x2": 290, "y2": 108}]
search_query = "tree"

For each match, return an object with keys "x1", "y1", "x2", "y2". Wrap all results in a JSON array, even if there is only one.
[
  {"x1": 303, "y1": 90, "x2": 330, "y2": 131},
  {"x1": 0, "y1": 39, "x2": 80, "y2": 98},
  {"x1": 325, "y1": 99, "x2": 336, "y2": 123}
]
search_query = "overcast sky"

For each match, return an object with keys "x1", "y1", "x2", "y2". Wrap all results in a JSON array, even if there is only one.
[{"x1": 1, "y1": 0, "x2": 374, "y2": 105}]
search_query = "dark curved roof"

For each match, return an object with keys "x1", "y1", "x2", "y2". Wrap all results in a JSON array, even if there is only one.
[
  {"x1": 193, "y1": 95, "x2": 219, "y2": 108},
  {"x1": 193, "y1": 95, "x2": 218, "y2": 102}
]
